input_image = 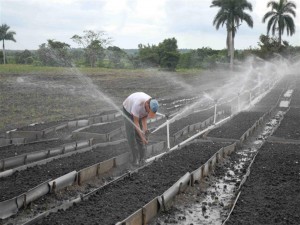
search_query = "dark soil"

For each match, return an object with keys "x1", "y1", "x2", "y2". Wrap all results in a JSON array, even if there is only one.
[
  {"x1": 0, "y1": 139, "x2": 73, "y2": 160},
  {"x1": 160, "y1": 95, "x2": 210, "y2": 112},
  {"x1": 207, "y1": 111, "x2": 265, "y2": 139},
  {"x1": 16, "y1": 121, "x2": 68, "y2": 131},
  {"x1": 272, "y1": 107, "x2": 300, "y2": 139},
  {"x1": 83, "y1": 120, "x2": 124, "y2": 133},
  {"x1": 43, "y1": 127, "x2": 76, "y2": 139},
  {"x1": 249, "y1": 88, "x2": 283, "y2": 112},
  {"x1": 153, "y1": 108, "x2": 216, "y2": 137},
  {"x1": 226, "y1": 142, "x2": 300, "y2": 225},
  {"x1": 0, "y1": 143, "x2": 129, "y2": 201},
  {"x1": 37, "y1": 142, "x2": 227, "y2": 225},
  {"x1": 290, "y1": 89, "x2": 300, "y2": 107}
]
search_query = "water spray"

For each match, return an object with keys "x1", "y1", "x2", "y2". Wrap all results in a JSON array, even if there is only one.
[
  {"x1": 65, "y1": 66, "x2": 154, "y2": 139},
  {"x1": 150, "y1": 112, "x2": 171, "y2": 150}
]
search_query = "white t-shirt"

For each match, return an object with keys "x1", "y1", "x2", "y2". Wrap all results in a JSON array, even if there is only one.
[{"x1": 123, "y1": 92, "x2": 151, "y2": 118}]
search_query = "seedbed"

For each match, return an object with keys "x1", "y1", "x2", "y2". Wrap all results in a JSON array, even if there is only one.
[
  {"x1": 0, "y1": 139, "x2": 74, "y2": 160},
  {"x1": 153, "y1": 108, "x2": 215, "y2": 138},
  {"x1": 207, "y1": 111, "x2": 264, "y2": 140},
  {"x1": 225, "y1": 142, "x2": 300, "y2": 225},
  {"x1": 250, "y1": 88, "x2": 282, "y2": 112},
  {"x1": 35, "y1": 141, "x2": 226, "y2": 225},
  {"x1": 16, "y1": 121, "x2": 67, "y2": 132},
  {"x1": 272, "y1": 107, "x2": 300, "y2": 139},
  {"x1": 83, "y1": 120, "x2": 124, "y2": 133},
  {"x1": 0, "y1": 143, "x2": 129, "y2": 201},
  {"x1": 290, "y1": 89, "x2": 300, "y2": 107}
]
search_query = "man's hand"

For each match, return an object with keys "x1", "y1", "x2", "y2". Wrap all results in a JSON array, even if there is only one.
[
  {"x1": 145, "y1": 130, "x2": 150, "y2": 140},
  {"x1": 142, "y1": 137, "x2": 148, "y2": 145}
]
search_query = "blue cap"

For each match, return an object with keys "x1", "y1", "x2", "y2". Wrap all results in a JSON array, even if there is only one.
[{"x1": 150, "y1": 99, "x2": 159, "y2": 113}]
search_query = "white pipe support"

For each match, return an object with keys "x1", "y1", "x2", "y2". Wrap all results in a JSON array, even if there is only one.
[
  {"x1": 166, "y1": 119, "x2": 170, "y2": 150},
  {"x1": 213, "y1": 103, "x2": 217, "y2": 124}
]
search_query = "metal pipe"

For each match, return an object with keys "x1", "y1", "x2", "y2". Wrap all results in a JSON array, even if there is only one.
[
  {"x1": 167, "y1": 119, "x2": 170, "y2": 150},
  {"x1": 213, "y1": 101, "x2": 217, "y2": 124},
  {"x1": 166, "y1": 120, "x2": 170, "y2": 150},
  {"x1": 170, "y1": 117, "x2": 231, "y2": 152},
  {"x1": 145, "y1": 116, "x2": 231, "y2": 165}
]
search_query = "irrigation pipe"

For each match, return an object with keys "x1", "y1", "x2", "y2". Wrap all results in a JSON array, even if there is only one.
[
  {"x1": 170, "y1": 116, "x2": 230, "y2": 151},
  {"x1": 146, "y1": 81, "x2": 280, "y2": 164},
  {"x1": 145, "y1": 116, "x2": 231, "y2": 164},
  {"x1": 150, "y1": 73, "x2": 283, "y2": 166},
  {"x1": 221, "y1": 191, "x2": 242, "y2": 225}
]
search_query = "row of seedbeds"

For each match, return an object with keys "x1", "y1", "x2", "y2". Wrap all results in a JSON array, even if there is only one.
[
  {"x1": 0, "y1": 74, "x2": 292, "y2": 224},
  {"x1": 21, "y1": 77, "x2": 294, "y2": 224},
  {"x1": 0, "y1": 91, "x2": 232, "y2": 222},
  {"x1": 225, "y1": 74, "x2": 300, "y2": 224}
]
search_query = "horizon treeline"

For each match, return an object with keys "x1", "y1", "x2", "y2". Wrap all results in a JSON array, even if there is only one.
[{"x1": 2, "y1": 34, "x2": 299, "y2": 71}]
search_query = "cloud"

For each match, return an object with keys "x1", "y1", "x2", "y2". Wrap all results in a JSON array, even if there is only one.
[{"x1": 1, "y1": 0, "x2": 299, "y2": 50}]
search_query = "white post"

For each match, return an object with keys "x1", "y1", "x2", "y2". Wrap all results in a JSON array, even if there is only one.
[
  {"x1": 167, "y1": 119, "x2": 170, "y2": 150},
  {"x1": 213, "y1": 102, "x2": 217, "y2": 124}
]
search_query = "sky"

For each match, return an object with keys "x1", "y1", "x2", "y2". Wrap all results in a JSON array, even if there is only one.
[{"x1": 0, "y1": 0, "x2": 299, "y2": 50}]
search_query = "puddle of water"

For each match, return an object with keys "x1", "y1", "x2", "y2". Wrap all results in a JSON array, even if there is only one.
[
  {"x1": 283, "y1": 89, "x2": 293, "y2": 98},
  {"x1": 279, "y1": 101, "x2": 290, "y2": 107}
]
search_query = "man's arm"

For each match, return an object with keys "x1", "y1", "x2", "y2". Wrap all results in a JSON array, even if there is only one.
[
  {"x1": 141, "y1": 117, "x2": 148, "y2": 133},
  {"x1": 133, "y1": 116, "x2": 148, "y2": 144}
]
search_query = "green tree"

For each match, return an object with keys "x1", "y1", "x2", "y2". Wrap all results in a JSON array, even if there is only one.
[
  {"x1": 71, "y1": 30, "x2": 111, "y2": 67},
  {"x1": 138, "y1": 44, "x2": 159, "y2": 67},
  {"x1": 177, "y1": 48, "x2": 227, "y2": 69},
  {"x1": 262, "y1": 0, "x2": 296, "y2": 44},
  {"x1": 106, "y1": 46, "x2": 128, "y2": 68},
  {"x1": 157, "y1": 38, "x2": 180, "y2": 71},
  {"x1": 177, "y1": 52, "x2": 192, "y2": 68},
  {"x1": 257, "y1": 34, "x2": 287, "y2": 59},
  {"x1": 37, "y1": 39, "x2": 71, "y2": 66},
  {"x1": 211, "y1": 0, "x2": 253, "y2": 69},
  {"x1": 0, "y1": 24, "x2": 16, "y2": 64},
  {"x1": 16, "y1": 49, "x2": 34, "y2": 64}
]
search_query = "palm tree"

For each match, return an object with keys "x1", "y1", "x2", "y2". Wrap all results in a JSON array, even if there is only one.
[
  {"x1": 262, "y1": 0, "x2": 296, "y2": 44},
  {"x1": 211, "y1": 0, "x2": 253, "y2": 69},
  {"x1": 0, "y1": 24, "x2": 16, "y2": 64}
]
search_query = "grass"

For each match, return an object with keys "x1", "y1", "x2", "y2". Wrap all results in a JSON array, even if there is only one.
[{"x1": 0, "y1": 64, "x2": 149, "y2": 75}]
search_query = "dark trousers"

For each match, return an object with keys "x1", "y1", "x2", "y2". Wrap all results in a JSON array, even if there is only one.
[{"x1": 123, "y1": 107, "x2": 145, "y2": 163}]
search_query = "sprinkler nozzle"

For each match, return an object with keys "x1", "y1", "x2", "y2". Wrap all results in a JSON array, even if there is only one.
[{"x1": 165, "y1": 113, "x2": 170, "y2": 119}]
